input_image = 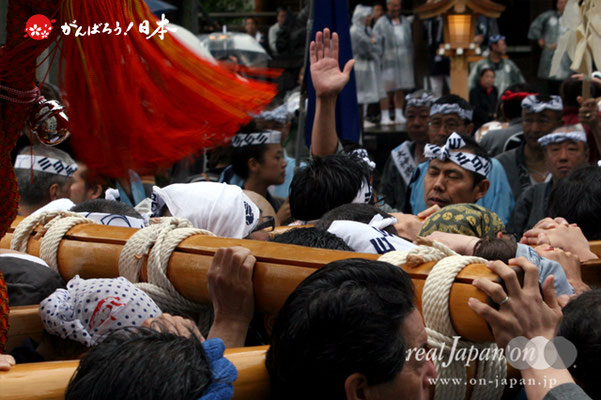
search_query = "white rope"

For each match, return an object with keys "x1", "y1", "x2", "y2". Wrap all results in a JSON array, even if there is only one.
[
  {"x1": 11, "y1": 211, "x2": 95, "y2": 273},
  {"x1": 118, "y1": 217, "x2": 215, "y2": 331},
  {"x1": 11, "y1": 210, "x2": 77, "y2": 252},
  {"x1": 380, "y1": 241, "x2": 506, "y2": 400},
  {"x1": 39, "y1": 216, "x2": 96, "y2": 273}
]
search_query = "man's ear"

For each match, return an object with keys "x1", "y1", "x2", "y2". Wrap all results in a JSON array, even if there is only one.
[
  {"x1": 474, "y1": 179, "x2": 490, "y2": 201},
  {"x1": 48, "y1": 183, "x2": 60, "y2": 201},
  {"x1": 344, "y1": 373, "x2": 370, "y2": 400},
  {"x1": 466, "y1": 123, "x2": 475, "y2": 136},
  {"x1": 248, "y1": 158, "x2": 260, "y2": 173},
  {"x1": 89, "y1": 184, "x2": 103, "y2": 200}
]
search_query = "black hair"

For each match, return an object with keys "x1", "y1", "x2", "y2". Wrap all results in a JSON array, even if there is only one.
[
  {"x1": 315, "y1": 203, "x2": 397, "y2": 236},
  {"x1": 558, "y1": 289, "x2": 601, "y2": 399},
  {"x1": 70, "y1": 199, "x2": 142, "y2": 219},
  {"x1": 266, "y1": 258, "x2": 415, "y2": 400},
  {"x1": 16, "y1": 146, "x2": 76, "y2": 208},
  {"x1": 473, "y1": 237, "x2": 517, "y2": 263},
  {"x1": 16, "y1": 169, "x2": 70, "y2": 208},
  {"x1": 231, "y1": 120, "x2": 270, "y2": 180},
  {"x1": 433, "y1": 94, "x2": 474, "y2": 124},
  {"x1": 66, "y1": 327, "x2": 212, "y2": 400},
  {"x1": 479, "y1": 67, "x2": 495, "y2": 78},
  {"x1": 276, "y1": 6, "x2": 289, "y2": 14},
  {"x1": 548, "y1": 166, "x2": 601, "y2": 240},
  {"x1": 289, "y1": 154, "x2": 371, "y2": 221},
  {"x1": 270, "y1": 227, "x2": 352, "y2": 251},
  {"x1": 500, "y1": 83, "x2": 538, "y2": 120},
  {"x1": 560, "y1": 77, "x2": 601, "y2": 108}
]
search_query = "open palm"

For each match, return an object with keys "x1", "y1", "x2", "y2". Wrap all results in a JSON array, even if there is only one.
[{"x1": 310, "y1": 28, "x2": 355, "y2": 98}]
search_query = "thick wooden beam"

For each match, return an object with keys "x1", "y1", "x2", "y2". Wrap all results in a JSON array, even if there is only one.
[{"x1": 0, "y1": 345, "x2": 269, "y2": 400}]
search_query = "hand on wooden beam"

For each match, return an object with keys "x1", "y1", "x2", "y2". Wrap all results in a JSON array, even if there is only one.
[
  {"x1": 207, "y1": 247, "x2": 256, "y2": 348},
  {"x1": 468, "y1": 257, "x2": 562, "y2": 348}
]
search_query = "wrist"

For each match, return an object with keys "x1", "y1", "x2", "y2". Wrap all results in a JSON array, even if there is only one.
[{"x1": 316, "y1": 95, "x2": 338, "y2": 104}]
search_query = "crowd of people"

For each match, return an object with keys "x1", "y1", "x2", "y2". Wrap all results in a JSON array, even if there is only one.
[{"x1": 2, "y1": 1, "x2": 601, "y2": 399}]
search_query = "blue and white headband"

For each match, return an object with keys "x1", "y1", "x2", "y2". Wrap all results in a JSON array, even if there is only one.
[
  {"x1": 231, "y1": 130, "x2": 281, "y2": 147},
  {"x1": 429, "y1": 103, "x2": 473, "y2": 121},
  {"x1": 424, "y1": 133, "x2": 491, "y2": 177},
  {"x1": 350, "y1": 148, "x2": 376, "y2": 170},
  {"x1": 252, "y1": 103, "x2": 289, "y2": 124},
  {"x1": 352, "y1": 179, "x2": 373, "y2": 204},
  {"x1": 15, "y1": 154, "x2": 77, "y2": 177},
  {"x1": 77, "y1": 212, "x2": 147, "y2": 229},
  {"x1": 488, "y1": 34, "x2": 506, "y2": 44},
  {"x1": 198, "y1": 338, "x2": 238, "y2": 400},
  {"x1": 521, "y1": 95, "x2": 563, "y2": 113},
  {"x1": 538, "y1": 130, "x2": 587, "y2": 147},
  {"x1": 405, "y1": 92, "x2": 436, "y2": 109}
]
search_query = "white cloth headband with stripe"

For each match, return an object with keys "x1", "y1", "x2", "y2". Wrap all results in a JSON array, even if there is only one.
[
  {"x1": 405, "y1": 92, "x2": 436, "y2": 109},
  {"x1": 521, "y1": 95, "x2": 563, "y2": 113},
  {"x1": 15, "y1": 154, "x2": 77, "y2": 177},
  {"x1": 429, "y1": 103, "x2": 473, "y2": 121},
  {"x1": 424, "y1": 132, "x2": 491, "y2": 177},
  {"x1": 351, "y1": 179, "x2": 373, "y2": 204},
  {"x1": 231, "y1": 130, "x2": 282, "y2": 147},
  {"x1": 538, "y1": 131, "x2": 587, "y2": 147},
  {"x1": 77, "y1": 212, "x2": 147, "y2": 229}
]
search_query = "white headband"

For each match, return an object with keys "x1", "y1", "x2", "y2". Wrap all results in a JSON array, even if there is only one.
[
  {"x1": 351, "y1": 179, "x2": 373, "y2": 204},
  {"x1": 521, "y1": 95, "x2": 563, "y2": 113},
  {"x1": 424, "y1": 132, "x2": 491, "y2": 177},
  {"x1": 327, "y1": 218, "x2": 416, "y2": 254},
  {"x1": 430, "y1": 103, "x2": 473, "y2": 121},
  {"x1": 350, "y1": 148, "x2": 376, "y2": 170},
  {"x1": 538, "y1": 131, "x2": 587, "y2": 147},
  {"x1": 77, "y1": 212, "x2": 147, "y2": 229},
  {"x1": 231, "y1": 130, "x2": 282, "y2": 147},
  {"x1": 15, "y1": 155, "x2": 77, "y2": 177},
  {"x1": 253, "y1": 104, "x2": 289, "y2": 123},
  {"x1": 406, "y1": 92, "x2": 436, "y2": 109}
]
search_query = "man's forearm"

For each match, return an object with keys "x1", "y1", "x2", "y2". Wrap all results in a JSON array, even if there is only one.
[{"x1": 311, "y1": 96, "x2": 339, "y2": 157}]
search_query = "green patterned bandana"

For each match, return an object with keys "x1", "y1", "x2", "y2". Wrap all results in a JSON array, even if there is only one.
[{"x1": 418, "y1": 203, "x2": 505, "y2": 238}]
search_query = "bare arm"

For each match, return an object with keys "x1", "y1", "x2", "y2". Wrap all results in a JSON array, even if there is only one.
[{"x1": 309, "y1": 28, "x2": 355, "y2": 157}]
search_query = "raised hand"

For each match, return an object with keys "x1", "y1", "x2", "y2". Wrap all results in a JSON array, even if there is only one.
[{"x1": 310, "y1": 28, "x2": 355, "y2": 99}]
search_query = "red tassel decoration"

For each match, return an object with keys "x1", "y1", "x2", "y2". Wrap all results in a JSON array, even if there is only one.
[
  {"x1": 0, "y1": 0, "x2": 59, "y2": 239},
  {"x1": 59, "y1": 0, "x2": 277, "y2": 177}
]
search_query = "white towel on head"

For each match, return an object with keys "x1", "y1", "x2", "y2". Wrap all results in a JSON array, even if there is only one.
[
  {"x1": 39, "y1": 275, "x2": 161, "y2": 347},
  {"x1": 151, "y1": 182, "x2": 260, "y2": 238}
]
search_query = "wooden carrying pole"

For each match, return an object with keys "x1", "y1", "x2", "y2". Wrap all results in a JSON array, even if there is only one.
[
  {"x1": 1, "y1": 217, "x2": 497, "y2": 342},
  {"x1": 0, "y1": 345, "x2": 269, "y2": 400}
]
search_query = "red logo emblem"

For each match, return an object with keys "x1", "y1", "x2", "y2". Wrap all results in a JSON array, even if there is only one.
[{"x1": 24, "y1": 14, "x2": 55, "y2": 40}]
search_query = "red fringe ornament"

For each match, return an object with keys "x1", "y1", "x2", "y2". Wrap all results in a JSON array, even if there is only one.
[
  {"x1": 59, "y1": 0, "x2": 277, "y2": 178},
  {"x1": 0, "y1": 0, "x2": 59, "y2": 239}
]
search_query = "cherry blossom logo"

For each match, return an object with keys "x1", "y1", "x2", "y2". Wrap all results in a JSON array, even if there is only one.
[{"x1": 24, "y1": 14, "x2": 56, "y2": 40}]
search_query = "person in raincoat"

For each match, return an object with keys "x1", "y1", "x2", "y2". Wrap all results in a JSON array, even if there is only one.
[
  {"x1": 350, "y1": 5, "x2": 386, "y2": 127},
  {"x1": 468, "y1": 35, "x2": 525, "y2": 96},
  {"x1": 373, "y1": 0, "x2": 415, "y2": 125},
  {"x1": 528, "y1": 0, "x2": 573, "y2": 94}
]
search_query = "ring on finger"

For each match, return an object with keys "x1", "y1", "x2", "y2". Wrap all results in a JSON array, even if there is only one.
[
  {"x1": 586, "y1": 113, "x2": 592, "y2": 118},
  {"x1": 499, "y1": 296, "x2": 509, "y2": 306}
]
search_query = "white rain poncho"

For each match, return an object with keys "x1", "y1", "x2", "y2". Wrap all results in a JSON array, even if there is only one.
[{"x1": 350, "y1": 5, "x2": 386, "y2": 104}]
